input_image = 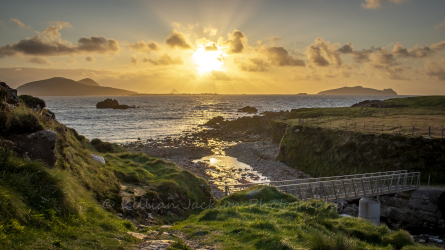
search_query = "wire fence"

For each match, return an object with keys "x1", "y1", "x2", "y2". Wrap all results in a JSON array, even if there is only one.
[{"x1": 296, "y1": 117, "x2": 445, "y2": 138}]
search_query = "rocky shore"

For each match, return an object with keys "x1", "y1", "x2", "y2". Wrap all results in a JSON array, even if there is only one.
[{"x1": 125, "y1": 112, "x2": 309, "y2": 199}]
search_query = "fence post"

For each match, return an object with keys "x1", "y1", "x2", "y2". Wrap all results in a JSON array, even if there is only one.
[
  {"x1": 224, "y1": 182, "x2": 229, "y2": 196},
  {"x1": 382, "y1": 124, "x2": 384, "y2": 133},
  {"x1": 412, "y1": 126, "x2": 414, "y2": 136},
  {"x1": 429, "y1": 126, "x2": 431, "y2": 138},
  {"x1": 399, "y1": 125, "x2": 401, "y2": 135},
  {"x1": 364, "y1": 123, "x2": 366, "y2": 133},
  {"x1": 442, "y1": 126, "x2": 444, "y2": 138}
]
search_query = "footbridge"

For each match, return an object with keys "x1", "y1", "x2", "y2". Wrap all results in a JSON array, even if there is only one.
[{"x1": 215, "y1": 170, "x2": 421, "y2": 201}]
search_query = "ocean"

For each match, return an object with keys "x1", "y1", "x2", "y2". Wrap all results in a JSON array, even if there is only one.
[{"x1": 43, "y1": 95, "x2": 403, "y2": 143}]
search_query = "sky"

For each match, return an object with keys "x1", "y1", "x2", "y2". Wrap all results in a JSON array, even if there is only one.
[{"x1": 0, "y1": 0, "x2": 444, "y2": 95}]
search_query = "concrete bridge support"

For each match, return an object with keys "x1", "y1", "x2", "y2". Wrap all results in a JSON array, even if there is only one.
[{"x1": 359, "y1": 197, "x2": 380, "y2": 226}]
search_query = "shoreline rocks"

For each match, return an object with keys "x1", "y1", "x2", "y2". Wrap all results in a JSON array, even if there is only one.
[{"x1": 237, "y1": 106, "x2": 258, "y2": 114}]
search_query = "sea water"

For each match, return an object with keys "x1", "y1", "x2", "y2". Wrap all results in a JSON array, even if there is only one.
[{"x1": 43, "y1": 95, "x2": 404, "y2": 142}]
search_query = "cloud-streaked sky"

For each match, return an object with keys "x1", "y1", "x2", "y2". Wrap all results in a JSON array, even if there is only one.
[{"x1": 0, "y1": 0, "x2": 444, "y2": 94}]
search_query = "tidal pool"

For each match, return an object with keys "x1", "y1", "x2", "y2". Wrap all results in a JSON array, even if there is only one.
[{"x1": 192, "y1": 155, "x2": 270, "y2": 193}]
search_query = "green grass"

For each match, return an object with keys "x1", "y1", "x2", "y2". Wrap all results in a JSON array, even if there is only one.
[
  {"x1": 169, "y1": 186, "x2": 436, "y2": 250},
  {"x1": 383, "y1": 96, "x2": 445, "y2": 108},
  {"x1": 272, "y1": 96, "x2": 445, "y2": 183},
  {"x1": 0, "y1": 93, "x2": 212, "y2": 248}
]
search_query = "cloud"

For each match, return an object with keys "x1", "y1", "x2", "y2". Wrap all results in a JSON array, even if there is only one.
[
  {"x1": 264, "y1": 47, "x2": 305, "y2": 66},
  {"x1": 424, "y1": 60, "x2": 445, "y2": 81},
  {"x1": 306, "y1": 38, "x2": 342, "y2": 67},
  {"x1": 165, "y1": 29, "x2": 192, "y2": 50},
  {"x1": 201, "y1": 26, "x2": 217, "y2": 36},
  {"x1": 205, "y1": 43, "x2": 218, "y2": 51},
  {"x1": 145, "y1": 53, "x2": 184, "y2": 65},
  {"x1": 220, "y1": 29, "x2": 246, "y2": 54},
  {"x1": 239, "y1": 58, "x2": 269, "y2": 72},
  {"x1": 269, "y1": 36, "x2": 282, "y2": 45},
  {"x1": 26, "y1": 57, "x2": 53, "y2": 65},
  {"x1": 431, "y1": 41, "x2": 445, "y2": 50},
  {"x1": 77, "y1": 36, "x2": 119, "y2": 54},
  {"x1": 338, "y1": 42, "x2": 354, "y2": 53},
  {"x1": 0, "y1": 20, "x2": 5, "y2": 28},
  {"x1": 338, "y1": 40, "x2": 444, "y2": 65},
  {"x1": 361, "y1": 0, "x2": 406, "y2": 9},
  {"x1": 211, "y1": 70, "x2": 230, "y2": 81},
  {"x1": 306, "y1": 45, "x2": 329, "y2": 66},
  {"x1": 130, "y1": 41, "x2": 160, "y2": 53},
  {"x1": 37, "y1": 21, "x2": 72, "y2": 41},
  {"x1": 0, "y1": 24, "x2": 119, "y2": 58},
  {"x1": 85, "y1": 56, "x2": 96, "y2": 62},
  {"x1": 435, "y1": 20, "x2": 445, "y2": 29},
  {"x1": 370, "y1": 48, "x2": 397, "y2": 66},
  {"x1": 9, "y1": 18, "x2": 30, "y2": 29},
  {"x1": 392, "y1": 42, "x2": 434, "y2": 58},
  {"x1": 131, "y1": 55, "x2": 138, "y2": 65},
  {"x1": 172, "y1": 22, "x2": 183, "y2": 29}
]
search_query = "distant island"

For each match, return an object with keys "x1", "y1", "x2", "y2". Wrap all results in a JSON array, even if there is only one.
[
  {"x1": 17, "y1": 77, "x2": 137, "y2": 96},
  {"x1": 170, "y1": 89, "x2": 180, "y2": 94},
  {"x1": 317, "y1": 86, "x2": 397, "y2": 96}
]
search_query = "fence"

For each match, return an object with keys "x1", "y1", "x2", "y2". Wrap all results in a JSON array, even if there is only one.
[{"x1": 296, "y1": 117, "x2": 445, "y2": 138}]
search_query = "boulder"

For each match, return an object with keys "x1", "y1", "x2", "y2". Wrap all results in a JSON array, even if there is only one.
[
  {"x1": 11, "y1": 129, "x2": 57, "y2": 167},
  {"x1": 0, "y1": 82, "x2": 19, "y2": 105},
  {"x1": 91, "y1": 154, "x2": 106, "y2": 164},
  {"x1": 237, "y1": 106, "x2": 258, "y2": 114}
]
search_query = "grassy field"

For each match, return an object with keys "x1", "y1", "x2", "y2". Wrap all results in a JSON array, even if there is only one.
[
  {"x1": 157, "y1": 186, "x2": 441, "y2": 250},
  {"x1": 280, "y1": 96, "x2": 445, "y2": 138},
  {"x1": 0, "y1": 92, "x2": 212, "y2": 249}
]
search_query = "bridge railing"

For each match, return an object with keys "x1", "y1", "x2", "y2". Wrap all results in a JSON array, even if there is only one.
[{"x1": 205, "y1": 170, "x2": 420, "y2": 199}]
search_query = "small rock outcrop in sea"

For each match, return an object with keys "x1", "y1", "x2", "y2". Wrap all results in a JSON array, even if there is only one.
[
  {"x1": 237, "y1": 106, "x2": 258, "y2": 114},
  {"x1": 11, "y1": 129, "x2": 57, "y2": 167},
  {"x1": 0, "y1": 82, "x2": 19, "y2": 105},
  {"x1": 96, "y1": 98, "x2": 136, "y2": 109}
]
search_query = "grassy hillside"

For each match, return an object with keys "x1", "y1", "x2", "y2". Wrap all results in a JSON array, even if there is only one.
[
  {"x1": 275, "y1": 124, "x2": 445, "y2": 183},
  {"x1": 0, "y1": 86, "x2": 212, "y2": 249},
  {"x1": 383, "y1": 96, "x2": 445, "y2": 108},
  {"x1": 164, "y1": 186, "x2": 440, "y2": 250}
]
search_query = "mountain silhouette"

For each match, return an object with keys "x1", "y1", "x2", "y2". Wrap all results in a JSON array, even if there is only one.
[
  {"x1": 17, "y1": 77, "x2": 137, "y2": 96},
  {"x1": 317, "y1": 86, "x2": 397, "y2": 96},
  {"x1": 78, "y1": 78, "x2": 100, "y2": 87}
]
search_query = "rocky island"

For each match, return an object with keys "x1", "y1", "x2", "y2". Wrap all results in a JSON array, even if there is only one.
[
  {"x1": 318, "y1": 86, "x2": 398, "y2": 96},
  {"x1": 17, "y1": 77, "x2": 137, "y2": 96}
]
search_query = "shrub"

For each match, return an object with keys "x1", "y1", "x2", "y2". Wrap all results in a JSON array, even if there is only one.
[
  {"x1": 18, "y1": 95, "x2": 46, "y2": 109},
  {"x1": 383, "y1": 230, "x2": 414, "y2": 250},
  {"x1": 91, "y1": 138, "x2": 123, "y2": 153},
  {"x1": 6, "y1": 113, "x2": 43, "y2": 135},
  {"x1": 308, "y1": 232, "x2": 357, "y2": 250}
]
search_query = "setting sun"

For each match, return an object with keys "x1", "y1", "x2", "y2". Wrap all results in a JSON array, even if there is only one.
[{"x1": 192, "y1": 45, "x2": 225, "y2": 74}]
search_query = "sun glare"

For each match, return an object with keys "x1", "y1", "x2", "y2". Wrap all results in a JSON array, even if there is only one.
[{"x1": 192, "y1": 46, "x2": 225, "y2": 74}]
